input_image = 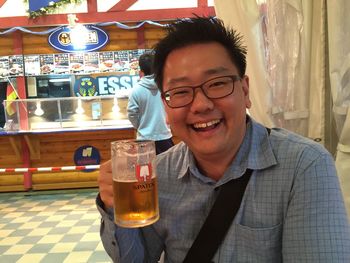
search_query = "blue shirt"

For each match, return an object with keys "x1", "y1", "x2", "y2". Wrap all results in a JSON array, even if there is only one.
[{"x1": 97, "y1": 118, "x2": 350, "y2": 262}]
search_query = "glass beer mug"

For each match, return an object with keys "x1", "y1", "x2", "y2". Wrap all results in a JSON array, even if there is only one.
[{"x1": 111, "y1": 140, "x2": 159, "y2": 228}]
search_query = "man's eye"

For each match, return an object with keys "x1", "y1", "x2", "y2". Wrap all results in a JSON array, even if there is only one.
[
  {"x1": 209, "y1": 81, "x2": 226, "y2": 88},
  {"x1": 171, "y1": 89, "x2": 191, "y2": 97}
]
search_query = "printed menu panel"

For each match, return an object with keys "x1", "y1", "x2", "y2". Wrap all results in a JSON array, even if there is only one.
[
  {"x1": 69, "y1": 53, "x2": 84, "y2": 73},
  {"x1": 24, "y1": 55, "x2": 40, "y2": 76},
  {"x1": 54, "y1": 53, "x2": 70, "y2": 74},
  {"x1": 128, "y1": 49, "x2": 143, "y2": 75},
  {"x1": 114, "y1": 50, "x2": 129, "y2": 72},
  {"x1": 6, "y1": 49, "x2": 149, "y2": 77},
  {"x1": 40, "y1": 54, "x2": 55, "y2": 74},
  {"x1": 9, "y1": 55, "x2": 24, "y2": 76},
  {"x1": 84, "y1": 52, "x2": 99, "y2": 73},
  {"x1": 99, "y1": 51, "x2": 114, "y2": 72},
  {"x1": 0, "y1": 56, "x2": 9, "y2": 78}
]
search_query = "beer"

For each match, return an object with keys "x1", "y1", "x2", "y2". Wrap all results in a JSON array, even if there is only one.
[{"x1": 113, "y1": 177, "x2": 159, "y2": 228}]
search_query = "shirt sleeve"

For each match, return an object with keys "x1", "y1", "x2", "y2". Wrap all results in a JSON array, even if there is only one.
[
  {"x1": 96, "y1": 193, "x2": 145, "y2": 263},
  {"x1": 282, "y1": 151, "x2": 350, "y2": 262},
  {"x1": 127, "y1": 90, "x2": 140, "y2": 129}
]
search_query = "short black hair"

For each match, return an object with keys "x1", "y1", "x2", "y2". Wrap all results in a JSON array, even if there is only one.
[
  {"x1": 138, "y1": 52, "x2": 154, "y2": 76},
  {"x1": 153, "y1": 16, "x2": 247, "y2": 91}
]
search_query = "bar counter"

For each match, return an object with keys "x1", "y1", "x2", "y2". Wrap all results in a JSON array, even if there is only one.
[{"x1": 0, "y1": 125, "x2": 135, "y2": 192}]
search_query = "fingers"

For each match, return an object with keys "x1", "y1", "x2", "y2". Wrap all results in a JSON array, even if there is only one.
[{"x1": 98, "y1": 160, "x2": 114, "y2": 208}]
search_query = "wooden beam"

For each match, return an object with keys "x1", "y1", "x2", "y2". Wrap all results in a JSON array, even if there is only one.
[
  {"x1": 24, "y1": 135, "x2": 41, "y2": 160},
  {"x1": 8, "y1": 136, "x2": 22, "y2": 160},
  {"x1": 87, "y1": 0, "x2": 97, "y2": 13},
  {"x1": 0, "y1": 7, "x2": 216, "y2": 29},
  {"x1": 137, "y1": 26, "x2": 145, "y2": 49},
  {"x1": 198, "y1": 0, "x2": 208, "y2": 7},
  {"x1": 108, "y1": 0, "x2": 138, "y2": 12},
  {"x1": 0, "y1": 0, "x2": 7, "y2": 8}
]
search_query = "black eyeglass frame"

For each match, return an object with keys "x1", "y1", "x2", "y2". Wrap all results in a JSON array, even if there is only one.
[{"x1": 161, "y1": 75, "x2": 242, "y2": 108}]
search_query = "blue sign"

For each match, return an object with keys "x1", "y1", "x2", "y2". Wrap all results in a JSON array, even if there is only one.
[
  {"x1": 29, "y1": 0, "x2": 60, "y2": 12},
  {"x1": 74, "y1": 75, "x2": 140, "y2": 96},
  {"x1": 48, "y1": 25, "x2": 109, "y2": 53},
  {"x1": 74, "y1": 145, "x2": 100, "y2": 172}
]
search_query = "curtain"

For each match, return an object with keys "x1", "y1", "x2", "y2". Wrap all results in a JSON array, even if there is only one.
[
  {"x1": 214, "y1": 0, "x2": 325, "y2": 141},
  {"x1": 327, "y1": 0, "x2": 350, "y2": 215}
]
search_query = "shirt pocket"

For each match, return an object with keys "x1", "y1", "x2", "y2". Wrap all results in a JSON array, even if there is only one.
[{"x1": 232, "y1": 223, "x2": 282, "y2": 263}]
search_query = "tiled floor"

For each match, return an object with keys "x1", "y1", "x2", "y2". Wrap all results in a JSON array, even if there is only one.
[{"x1": 0, "y1": 188, "x2": 112, "y2": 263}]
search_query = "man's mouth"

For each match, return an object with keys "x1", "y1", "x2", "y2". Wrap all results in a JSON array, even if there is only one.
[{"x1": 192, "y1": 119, "x2": 221, "y2": 131}]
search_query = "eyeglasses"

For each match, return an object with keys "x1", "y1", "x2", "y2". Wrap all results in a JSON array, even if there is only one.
[{"x1": 162, "y1": 75, "x2": 241, "y2": 108}]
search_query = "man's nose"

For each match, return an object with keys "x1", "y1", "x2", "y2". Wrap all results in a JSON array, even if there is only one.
[{"x1": 190, "y1": 87, "x2": 214, "y2": 112}]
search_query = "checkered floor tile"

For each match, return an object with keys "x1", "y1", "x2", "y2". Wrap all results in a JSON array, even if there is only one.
[{"x1": 0, "y1": 188, "x2": 111, "y2": 263}]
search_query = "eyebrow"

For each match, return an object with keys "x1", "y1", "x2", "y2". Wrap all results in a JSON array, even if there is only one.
[{"x1": 166, "y1": 67, "x2": 231, "y2": 86}]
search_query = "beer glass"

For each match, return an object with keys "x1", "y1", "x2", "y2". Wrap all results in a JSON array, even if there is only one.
[{"x1": 111, "y1": 140, "x2": 159, "y2": 228}]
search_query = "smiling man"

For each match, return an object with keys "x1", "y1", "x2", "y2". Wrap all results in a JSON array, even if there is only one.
[{"x1": 96, "y1": 17, "x2": 350, "y2": 262}]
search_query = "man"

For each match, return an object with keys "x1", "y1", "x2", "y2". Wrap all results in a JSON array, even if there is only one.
[
  {"x1": 127, "y1": 52, "x2": 173, "y2": 154},
  {"x1": 97, "y1": 17, "x2": 350, "y2": 262}
]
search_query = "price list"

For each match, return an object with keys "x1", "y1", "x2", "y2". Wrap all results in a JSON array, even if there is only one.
[
  {"x1": 69, "y1": 53, "x2": 84, "y2": 73},
  {"x1": 84, "y1": 52, "x2": 99, "y2": 73},
  {"x1": 54, "y1": 53, "x2": 70, "y2": 74},
  {"x1": 39, "y1": 54, "x2": 55, "y2": 74}
]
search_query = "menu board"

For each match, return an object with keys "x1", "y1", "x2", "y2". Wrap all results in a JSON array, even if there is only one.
[
  {"x1": 9, "y1": 55, "x2": 24, "y2": 76},
  {"x1": 99, "y1": 51, "x2": 114, "y2": 72},
  {"x1": 24, "y1": 55, "x2": 40, "y2": 76},
  {"x1": 40, "y1": 54, "x2": 55, "y2": 75},
  {"x1": 114, "y1": 50, "x2": 129, "y2": 72},
  {"x1": 128, "y1": 49, "x2": 143, "y2": 75},
  {"x1": 84, "y1": 52, "x2": 99, "y2": 73},
  {"x1": 69, "y1": 53, "x2": 84, "y2": 73},
  {"x1": 54, "y1": 53, "x2": 70, "y2": 74},
  {"x1": 0, "y1": 56, "x2": 9, "y2": 78},
  {"x1": 15, "y1": 49, "x2": 150, "y2": 77}
]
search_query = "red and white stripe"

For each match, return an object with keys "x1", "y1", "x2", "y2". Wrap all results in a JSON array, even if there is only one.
[{"x1": 0, "y1": 165, "x2": 100, "y2": 173}]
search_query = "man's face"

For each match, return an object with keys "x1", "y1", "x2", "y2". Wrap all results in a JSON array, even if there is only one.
[{"x1": 162, "y1": 42, "x2": 251, "y2": 160}]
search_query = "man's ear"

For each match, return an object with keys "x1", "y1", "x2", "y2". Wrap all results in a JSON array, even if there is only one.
[
  {"x1": 241, "y1": 75, "x2": 251, "y2": 109},
  {"x1": 139, "y1": 70, "x2": 145, "y2": 78}
]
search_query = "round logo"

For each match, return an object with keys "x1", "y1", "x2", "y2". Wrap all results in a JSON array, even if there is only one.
[{"x1": 74, "y1": 76, "x2": 97, "y2": 96}]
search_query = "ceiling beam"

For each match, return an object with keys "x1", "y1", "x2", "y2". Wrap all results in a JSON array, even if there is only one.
[
  {"x1": 108, "y1": 0, "x2": 138, "y2": 12},
  {"x1": 0, "y1": 7, "x2": 215, "y2": 29}
]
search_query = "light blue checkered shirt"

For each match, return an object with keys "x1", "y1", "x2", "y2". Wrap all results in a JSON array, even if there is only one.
[{"x1": 97, "y1": 117, "x2": 350, "y2": 262}]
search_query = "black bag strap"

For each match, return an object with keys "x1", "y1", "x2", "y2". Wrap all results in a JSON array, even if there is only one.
[
  {"x1": 183, "y1": 168, "x2": 252, "y2": 263},
  {"x1": 183, "y1": 127, "x2": 271, "y2": 262}
]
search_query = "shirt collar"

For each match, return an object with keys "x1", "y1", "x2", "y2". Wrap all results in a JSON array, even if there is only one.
[{"x1": 176, "y1": 116, "x2": 277, "y2": 182}]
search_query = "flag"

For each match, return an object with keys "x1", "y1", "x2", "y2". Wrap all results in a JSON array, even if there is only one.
[{"x1": 6, "y1": 82, "x2": 18, "y2": 116}]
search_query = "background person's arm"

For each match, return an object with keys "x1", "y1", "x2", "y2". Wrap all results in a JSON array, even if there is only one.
[{"x1": 127, "y1": 90, "x2": 140, "y2": 129}]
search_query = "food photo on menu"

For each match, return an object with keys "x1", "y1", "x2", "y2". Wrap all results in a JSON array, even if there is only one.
[
  {"x1": 84, "y1": 52, "x2": 99, "y2": 73},
  {"x1": 24, "y1": 55, "x2": 41, "y2": 76},
  {"x1": 114, "y1": 50, "x2": 129, "y2": 72},
  {"x1": 9, "y1": 55, "x2": 24, "y2": 76},
  {"x1": 54, "y1": 53, "x2": 70, "y2": 74},
  {"x1": 99, "y1": 51, "x2": 115, "y2": 72},
  {"x1": 40, "y1": 54, "x2": 55, "y2": 75},
  {"x1": 69, "y1": 53, "x2": 84, "y2": 73},
  {"x1": 0, "y1": 56, "x2": 9, "y2": 78}
]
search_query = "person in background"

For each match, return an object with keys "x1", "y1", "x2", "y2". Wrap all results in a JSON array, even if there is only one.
[
  {"x1": 97, "y1": 17, "x2": 350, "y2": 262},
  {"x1": 127, "y1": 52, "x2": 174, "y2": 154}
]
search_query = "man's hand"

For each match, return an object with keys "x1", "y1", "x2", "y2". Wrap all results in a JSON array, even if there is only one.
[{"x1": 98, "y1": 160, "x2": 114, "y2": 208}]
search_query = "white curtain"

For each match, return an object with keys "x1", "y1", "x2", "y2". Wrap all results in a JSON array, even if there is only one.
[
  {"x1": 327, "y1": 0, "x2": 350, "y2": 215},
  {"x1": 214, "y1": 0, "x2": 324, "y2": 140},
  {"x1": 214, "y1": 0, "x2": 350, "y2": 214}
]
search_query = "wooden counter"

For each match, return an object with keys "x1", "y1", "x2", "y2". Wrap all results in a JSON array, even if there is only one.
[{"x1": 0, "y1": 127, "x2": 135, "y2": 192}]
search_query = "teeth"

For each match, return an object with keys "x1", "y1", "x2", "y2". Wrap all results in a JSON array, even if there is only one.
[{"x1": 193, "y1": 119, "x2": 220, "y2": 129}]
